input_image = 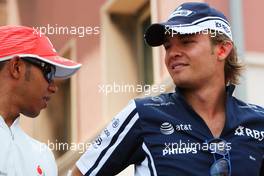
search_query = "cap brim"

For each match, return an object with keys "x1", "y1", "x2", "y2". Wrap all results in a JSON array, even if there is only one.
[
  {"x1": 144, "y1": 23, "x2": 166, "y2": 47},
  {"x1": 145, "y1": 19, "x2": 232, "y2": 47},
  {"x1": 43, "y1": 55, "x2": 82, "y2": 78},
  {"x1": 144, "y1": 23, "x2": 208, "y2": 47},
  {"x1": 0, "y1": 54, "x2": 82, "y2": 78}
]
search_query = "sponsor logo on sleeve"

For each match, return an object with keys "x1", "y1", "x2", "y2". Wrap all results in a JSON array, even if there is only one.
[
  {"x1": 104, "y1": 128, "x2": 111, "y2": 137},
  {"x1": 92, "y1": 136, "x2": 103, "y2": 149},
  {"x1": 112, "y1": 118, "x2": 120, "y2": 128}
]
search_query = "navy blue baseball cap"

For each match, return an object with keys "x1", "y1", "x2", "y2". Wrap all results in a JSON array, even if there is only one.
[{"x1": 144, "y1": 2, "x2": 232, "y2": 47}]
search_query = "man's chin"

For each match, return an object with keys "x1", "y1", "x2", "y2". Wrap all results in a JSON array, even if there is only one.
[
  {"x1": 173, "y1": 79, "x2": 188, "y2": 87},
  {"x1": 173, "y1": 80, "x2": 195, "y2": 89},
  {"x1": 22, "y1": 111, "x2": 41, "y2": 118}
]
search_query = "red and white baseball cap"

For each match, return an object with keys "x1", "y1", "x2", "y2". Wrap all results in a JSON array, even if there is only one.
[{"x1": 0, "y1": 25, "x2": 81, "y2": 78}]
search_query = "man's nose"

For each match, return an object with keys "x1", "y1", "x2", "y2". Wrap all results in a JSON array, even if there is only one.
[
  {"x1": 48, "y1": 81, "x2": 58, "y2": 93},
  {"x1": 169, "y1": 45, "x2": 183, "y2": 58}
]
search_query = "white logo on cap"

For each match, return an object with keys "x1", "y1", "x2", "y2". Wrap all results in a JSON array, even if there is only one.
[
  {"x1": 215, "y1": 21, "x2": 231, "y2": 34},
  {"x1": 169, "y1": 8, "x2": 193, "y2": 19}
]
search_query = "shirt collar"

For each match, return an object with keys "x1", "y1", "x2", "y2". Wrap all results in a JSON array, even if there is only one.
[
  {"x1": 0, "y1": 115, "x2": 5, "y2": 128},
  {"x1": 0, "y1": 114, "x2": 20, "y2": 130},
  {"x1": 174, "y1": 84, "x2": 237, "y2": 137},
  {"x1": 226, "y1": 84, "x2": 236, "y2": 96},
  {"x1": 175, "y1": 84, "x2": 236, "y2": 97}
]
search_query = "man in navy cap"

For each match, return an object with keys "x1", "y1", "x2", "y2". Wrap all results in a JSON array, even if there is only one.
[{"x1": 73, "y1": 2, "x2": 264, "y2": 176}]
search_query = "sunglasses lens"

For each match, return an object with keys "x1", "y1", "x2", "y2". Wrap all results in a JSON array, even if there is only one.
[
  {"x1": 209, "y1": 139, "x2": 227, "y2": 155},
  {"x1": 22, "y1": 57, "x2": 56, "y2": 83},
  {"x1": 208, "y1": 138, "x2": 231, "y2": 176},
  {"x1": 210, "y1": 158, "x2": 230, "y2": 176},
  {"x1": 44, "y1": 65, "x2": 55, "y2": 83}
]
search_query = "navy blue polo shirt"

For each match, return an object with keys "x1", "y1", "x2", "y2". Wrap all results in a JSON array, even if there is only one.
[{"x1": 76, "y1": 85, "x2": 264, "y2": 176}]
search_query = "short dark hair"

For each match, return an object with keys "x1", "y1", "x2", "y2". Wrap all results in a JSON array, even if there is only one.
[{"x1": 0, "y1": 61, "x2": 7, "y2": 72}]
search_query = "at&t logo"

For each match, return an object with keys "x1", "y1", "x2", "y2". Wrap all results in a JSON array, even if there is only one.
[{"x1": 160, "y1": 122, "x2": 175, "y2": 135}]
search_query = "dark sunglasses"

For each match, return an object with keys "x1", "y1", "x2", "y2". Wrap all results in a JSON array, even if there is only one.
[
  {"x1": 21, "y1": 57, "x2": 56, "y2": 83},
  {"x1": 207, "y1": 138, "x2": 231, "y2": 176}
]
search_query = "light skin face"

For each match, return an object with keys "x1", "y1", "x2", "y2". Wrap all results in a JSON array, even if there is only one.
[
  {"x1": 0, "y1": 56, "x2": 58, "y2": 126},
  {"x1": 163, "y1": 33, "x2": 228, "y2": 91}
]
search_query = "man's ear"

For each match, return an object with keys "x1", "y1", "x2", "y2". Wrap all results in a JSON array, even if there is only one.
[
  {"x1": 8, "y1": 56, "x2": 24, "y2": 79},
  {"x1": 216, "y1": 41, "x2": 233, "y2": 61}
]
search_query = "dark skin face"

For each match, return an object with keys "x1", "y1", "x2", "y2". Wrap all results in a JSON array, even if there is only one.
[
  {"x1": 0, "y1": 56, "x2": 58, "y2": 126},
  {"x1": 18, "y1": 58, "x2": 58, "y2": 117}
]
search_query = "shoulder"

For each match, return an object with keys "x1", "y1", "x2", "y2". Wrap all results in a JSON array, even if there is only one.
[
  {"x1": 232, "y1": 97, "x2": 264, "y2": 118},
  {"x1": 24, "y1": 132, "x2": 56, "y2": 160},
  {"x1": 21, "y1": 131, "x2": 50, "y2": 153},
  {"x1": 19, "y1": 129, "x2": 58, "y2": 174},
  {"x1": 134, "y1": 92, "x2": 175, "y2": 107},
  {"x1": 133, "y1": 93, "x2": 178, "y2": 120}
]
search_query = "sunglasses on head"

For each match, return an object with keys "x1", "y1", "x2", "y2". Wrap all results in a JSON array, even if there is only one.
[{"x1": 21, "y1": 57, "x2": 56, "y2": 83}]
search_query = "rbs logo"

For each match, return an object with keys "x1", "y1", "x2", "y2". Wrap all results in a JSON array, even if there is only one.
[{"x1": 234, "y1": 125, "x2": 264, "y2": 141}]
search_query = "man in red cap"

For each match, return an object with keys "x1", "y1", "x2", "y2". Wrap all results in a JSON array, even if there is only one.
[{"x1": 0, "y1": 25, "x2": 81, "y2": 176}]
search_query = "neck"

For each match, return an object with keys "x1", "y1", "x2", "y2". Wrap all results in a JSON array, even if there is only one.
[
  {"x1": 0, "y1": 108, "x2": 19, "y2": 127},
  {"x1": 181, "y1": 83, "x2": 226, "y2": 120},
  {"x1": 0, "y1": 91, "x2": 20, "y2": 127}
]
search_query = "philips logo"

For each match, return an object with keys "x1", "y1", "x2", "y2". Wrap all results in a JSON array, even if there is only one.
[{"x1": 160, "y1": 122, "x2": 174, "y2": 135}]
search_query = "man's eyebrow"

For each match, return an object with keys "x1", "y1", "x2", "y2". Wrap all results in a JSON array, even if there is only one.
[
  {"x1": 163, "y1": 35, "x2": 170, "y2": 44},
  {"x1": 163, "y1": 38, "x2": 169, "y2": 43},
  {"x1": 163, "y1": 34, "x2": 197, "y2": 42}
]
